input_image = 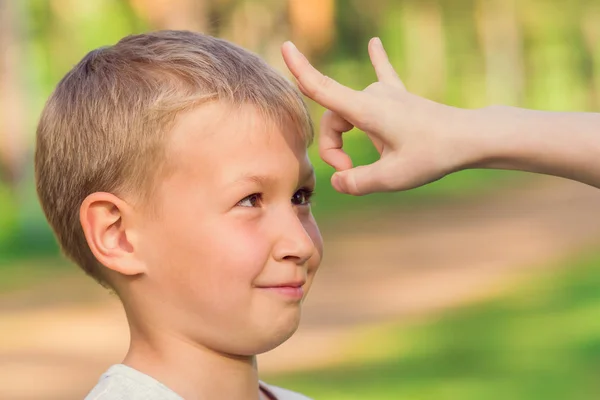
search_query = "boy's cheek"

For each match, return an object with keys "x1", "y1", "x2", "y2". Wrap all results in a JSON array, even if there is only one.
[{"x1": 305, "y1": 215, "x2": 323, "y2": 257}]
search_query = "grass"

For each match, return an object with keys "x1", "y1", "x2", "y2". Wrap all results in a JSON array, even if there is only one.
[
  {"x1": 264, "y1": 252, "x2": 600, "y2": 400},
  {"x1": 0, "y1": 256, "x2": 71, "y2": 294}
]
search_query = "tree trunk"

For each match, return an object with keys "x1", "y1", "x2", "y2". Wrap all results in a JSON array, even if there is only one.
[
  {"x1": 581, "y1": 3, "x2": 600, "y2": 110},
  {"x1": 0, "y1": 0, "x2": 27, "y2": 188},
  {"x1": 127, "y1": 0, "x2": 208, "y2": 32},
  {"x1": 402, "y1": 0, "x2": 446, "y2": 102},
  {"x1": 475, "y1": 0, "x2": 524, "y2": 106}
]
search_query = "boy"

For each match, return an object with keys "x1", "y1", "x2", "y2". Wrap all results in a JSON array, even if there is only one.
[{"x1": 35, "y1": 30, "x2": 323, "y2": 399}]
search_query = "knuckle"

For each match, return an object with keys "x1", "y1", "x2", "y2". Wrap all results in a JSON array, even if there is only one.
[
  {"x1": 379, "y1": 175, "x2": 396, "y2": 192},
  {"x1": 345, "y1": 177, "x2": 361, "y2": 196},
  {"x1": 365, "y1": 82, "x2": 394, "y2": 98},
  {"x1": 353, "y1": 111, "x2": 373, "y2": 131},
  {"x1": 320, "y1": 74, "x2": 335, "y2": 89},
  {"x1": 318, "y1": 146, "x2": 329, "y2": 160},
  {"x1": 320, "y1": 109, "x2": 334, "y2": 124},
  {"x1": 302, "y1": 74, "x2": 331, "y2": 99},
  {"x1": 378, "y1": 168, "x2": 400, "y2": 192},
  {"x1": 310, "y1": 74, "x2": 333, "y2": 99},
  {"x1": 364, "y1": 82, "x2": 381, "y2": 93}
]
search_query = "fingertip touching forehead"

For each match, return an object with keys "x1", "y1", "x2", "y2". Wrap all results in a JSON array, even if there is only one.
[{"x1": 34, "y1": 30, "x2": 314, "y2": 287}]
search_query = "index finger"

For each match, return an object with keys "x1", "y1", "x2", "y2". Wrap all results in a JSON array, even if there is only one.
[{"x1": 281, "y1": 41, "x2": 369, "y2": 122}]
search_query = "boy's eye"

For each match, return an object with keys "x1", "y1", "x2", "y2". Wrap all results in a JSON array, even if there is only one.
[
  {"x1": 237, "y1": 193, "x2": 262, "y2": 207},
  {"x1": 292, "y1": 189, "x2": 314, "y2": 206}
]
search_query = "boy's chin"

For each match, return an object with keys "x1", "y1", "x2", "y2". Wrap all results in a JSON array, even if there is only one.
[{"x1": 236, "y1": 314, "x2": 302, "y2": 356}]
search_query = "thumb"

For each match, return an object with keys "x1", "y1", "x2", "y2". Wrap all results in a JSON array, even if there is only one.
[{"x1": 331, "y1": 160, "x2": 394, "y2": 196}]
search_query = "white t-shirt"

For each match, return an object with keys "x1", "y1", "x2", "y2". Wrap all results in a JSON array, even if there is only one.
[{"x1": 84, "y1": 364, "x2": 311, "y2": 400}]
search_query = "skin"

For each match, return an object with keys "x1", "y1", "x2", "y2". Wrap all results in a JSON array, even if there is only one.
[
  {"x1": 80, "y1": 103, "x2": 323, "y2": 400},
  {"x1": 281, "y1": 38, "x2": 600, "y2": 195}
]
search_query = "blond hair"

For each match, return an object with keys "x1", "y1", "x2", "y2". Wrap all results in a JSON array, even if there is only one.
[{"x1": 35, "y1": 30, "x2": 313, "y2": 286}]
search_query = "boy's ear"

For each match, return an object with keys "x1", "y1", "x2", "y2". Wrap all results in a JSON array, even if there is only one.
[{"x1": 80, "y1": 192, "x2": 146, "y2": 276}]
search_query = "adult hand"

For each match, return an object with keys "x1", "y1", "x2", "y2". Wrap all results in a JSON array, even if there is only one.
[{"x1": 281, "y1": 38, "x2": 472, "y2": 195}]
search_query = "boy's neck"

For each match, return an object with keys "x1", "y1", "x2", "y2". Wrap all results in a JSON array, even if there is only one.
[{"x1": 123, "y1": 323, "x2": 264, "y2": 400}]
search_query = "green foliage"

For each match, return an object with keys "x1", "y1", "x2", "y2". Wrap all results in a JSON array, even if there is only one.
[
  {"x1": 3, "y1": 0, "x2": 600, "y2": 257},
  {"x1": 0, "y1": 183, "x2": 18, "y2": 247},
  {"x1": 266, "y1": 252, "x2": 600, "y2": 399},
  {"x1": 0, "y1": 256, "x2": 69, "y2": 293}
]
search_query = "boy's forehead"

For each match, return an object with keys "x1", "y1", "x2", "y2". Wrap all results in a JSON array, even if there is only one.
[
  {"x1": 169, "y1": 102, "x2": 305, "y2": 149},
  {"x1": 166, "y1": 102, "x2": 311, "y2": 178}
]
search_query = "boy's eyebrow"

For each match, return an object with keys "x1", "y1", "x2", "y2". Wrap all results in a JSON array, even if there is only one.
[
  {"x1": 301, "y1": 166, "x2": 316, "y2": 183},
  {"x1": 231, "y1": 166, "x2": 315, "y2": 187}
]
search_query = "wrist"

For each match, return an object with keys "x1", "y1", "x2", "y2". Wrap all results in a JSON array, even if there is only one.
[
  {"x1": 438, "y1": 105, "x2": 501, "y2": 173},
  {"x1": 456, "y1": 105, "x2": 519, "y2": 171}
]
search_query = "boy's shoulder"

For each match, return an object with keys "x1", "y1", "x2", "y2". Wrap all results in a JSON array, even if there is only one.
[
  {"x1": 84, "y1": 364, "x2": 312, "y2": 400},
  {"x1": 84, "y1": 364, "x2": 183, "y2": 400},
  {"x1": 260, "y1": 381, "x2": 313, "y2": 400}
]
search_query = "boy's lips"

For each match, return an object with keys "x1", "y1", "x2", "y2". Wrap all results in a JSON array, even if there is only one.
[{"x1": 255, "y1": 281, "x2": 306, "y2": 300}]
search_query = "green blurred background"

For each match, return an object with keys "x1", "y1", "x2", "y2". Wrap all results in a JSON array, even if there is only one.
[{"x1": 1, "y1": 0, "x2": 600, "y2": 399}]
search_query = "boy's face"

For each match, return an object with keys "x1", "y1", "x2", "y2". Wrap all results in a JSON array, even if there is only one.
[{"x1": 134, "y1": 103, "x2": 323, "y2": 356}]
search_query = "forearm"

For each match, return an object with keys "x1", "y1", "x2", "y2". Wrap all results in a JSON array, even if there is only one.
[{"x1": 463, "y1": 106, "x2": 600, "y2": 188}]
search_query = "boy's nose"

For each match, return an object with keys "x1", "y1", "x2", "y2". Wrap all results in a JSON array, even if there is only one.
[{"x1": 272, "y1": 213, "x2": 315, "y2": 266}]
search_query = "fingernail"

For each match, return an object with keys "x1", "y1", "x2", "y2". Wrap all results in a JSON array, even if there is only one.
[
  {"x1": 287, "y1": 41, "x2": 309, "y2": 62},
  {"x1": 373, "y1": 37, "x2": 382, "y2": 47},
  {"x1": 332, "y1": 173, "x2": 345, "y2": 193}
]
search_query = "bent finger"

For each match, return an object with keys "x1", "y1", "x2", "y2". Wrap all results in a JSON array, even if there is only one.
[{"x1": 319, "y1": 110, "x2": 354, "y2": 171}]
